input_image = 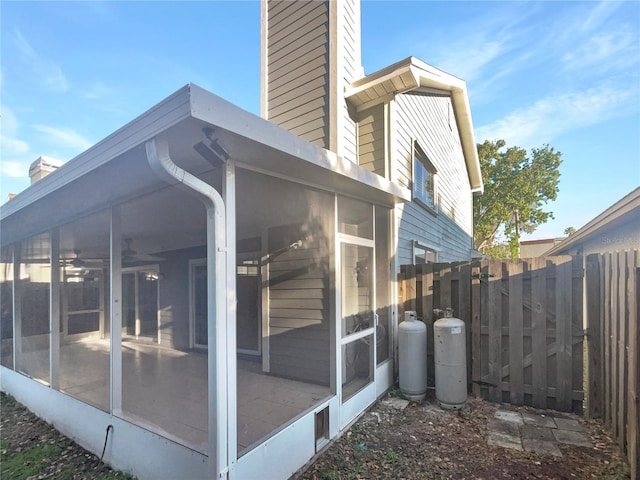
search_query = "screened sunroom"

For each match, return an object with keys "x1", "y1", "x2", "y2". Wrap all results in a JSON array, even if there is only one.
[{"x1": 0, "y1": 84, "x2": 408, "y2": 480}]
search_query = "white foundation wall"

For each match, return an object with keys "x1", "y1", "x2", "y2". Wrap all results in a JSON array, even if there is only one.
[{"x1": 1, "y1": 368, "x2": 207, "y2": 480}]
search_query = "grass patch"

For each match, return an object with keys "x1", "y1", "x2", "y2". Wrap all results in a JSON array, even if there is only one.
[
  {"x1": 0, "y1": 441, "x2": 68, "y2": 480},
  {"x1": 94, "y1": 471, "x2": 137, "y2": 480},
  {"x1": 388, "y1": 386, "x2": 408, "y2": 400},
  {"x1": 384, "y1": 448, "x2": 403, "y2": 463},
  {"x1": 317, "y1": 470, "x2": 340, "y2": 480},
  {"x1": 55, "y1": 462, "x2": 136, "y2": 480}
]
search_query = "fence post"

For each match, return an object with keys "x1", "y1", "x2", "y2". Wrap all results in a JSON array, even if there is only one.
[
  {"x1": 531, "y1": 256, "x2": 547, "y2": 409},
  {"x1": 585, "y1": 254, "x2": 602, "y2": 418},
  {"x1": 488, "y1": 260, "x2": 503, "y2": 402},
  {"x1": 555, "y1": 256, "x2": 573, "y2": 412},
  {"x1": 508, "y1": 261, "x2": 524, "y2": 405},
  {"x1": 627, "y1": 252, "x2": 639, "y2": 479},
  {"x1": 471, "y1": 261, "x2": 481, "y2": 397},
  {"x1": 398, "y1": 265, "x2": 406, "y2": 319}
]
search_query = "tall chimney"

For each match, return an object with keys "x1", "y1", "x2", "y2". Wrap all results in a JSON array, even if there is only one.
[
  {"x1": 29, "y1": 156, "x2": 63, "y2": 184},
  {"x1": 261, "y1": 0, "x2": 363, "y2": 163}
]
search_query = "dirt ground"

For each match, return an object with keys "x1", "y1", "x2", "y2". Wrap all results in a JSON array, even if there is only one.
[
  {"x1": 0, "y1": 393, "x2": 131, "y2": 480},
  {"x1": 1, "y1": 391, "x2": 630, "y2": 480},
  {"x1": 294, "y1": 391, "x2": 631, "y2": 480}
]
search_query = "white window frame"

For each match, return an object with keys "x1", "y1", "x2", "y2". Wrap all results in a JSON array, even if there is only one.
[
  {"x1": 412, "y1": 240, "x2": 437, "y2": 265},
  {"x1": 189, "y1": 258, "x2": 207, "y2": 349},
  {"x1": 412, "y1": 141, "x2": 438, "y2": 214}
]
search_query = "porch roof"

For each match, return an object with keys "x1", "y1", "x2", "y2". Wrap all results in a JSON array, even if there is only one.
[
  {"x1": 1, "y1": 84, "x2": 409, "y2": 246},
  {"x1": 345, "y1": 57, "x2": 484, "y2": 194}
]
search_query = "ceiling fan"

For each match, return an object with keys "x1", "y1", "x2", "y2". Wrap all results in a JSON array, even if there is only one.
[
  {"x1": 122, "y1": 238, "x2": 165, "y2": 264},
  {"x1": 62, "y1": 249, "x2": 104, "y2": 271}
]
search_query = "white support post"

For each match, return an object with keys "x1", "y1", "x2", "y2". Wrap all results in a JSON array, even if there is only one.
[
  {"x1": 145, "y1": 139, "x2": 228, "y2": 479},
  {"x1": 13, "y1": 245, "x2": 22, "y2": 371},
  {"x1": 110, "y1": 205, "x2": 123, "y2": 414},
  {"x1": 225, "y1": 159, "x2": 238, "y2": 471},
  {"x1": 13, "y1": 243, "x2": 22, "y2": 371},
  {"x1": 50, "y1": 228, "x2": 60, "y2": 390},
  {"x1": 333, "y1": 195, "x2": 341, "y2": 404}
]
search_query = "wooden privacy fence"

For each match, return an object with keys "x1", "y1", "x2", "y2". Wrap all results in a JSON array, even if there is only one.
[
  {"x1": 585, "y1": 251, "x2": 639, "y2": 478},
  {"x1": 398, "y1": 256, "x2": 585, "y2": 413},
  {"x1": 399, "y1": 251, "x2": 640, "y2": 479}
]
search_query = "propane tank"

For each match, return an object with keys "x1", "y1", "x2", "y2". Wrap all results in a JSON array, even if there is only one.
[
  {"x1": 398, "y1": 310, "x2": 427, "y2": 401},
  {"x1": 434, "y1": 308, "x2": 467, "y2": 409}
]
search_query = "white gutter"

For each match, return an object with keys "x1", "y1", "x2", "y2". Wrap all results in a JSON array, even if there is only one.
[{"x1": 145, "y1": 139, "x2": 228, "y2": 479}]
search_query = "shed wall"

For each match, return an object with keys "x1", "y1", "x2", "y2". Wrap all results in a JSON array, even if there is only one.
[{"x1": 555, "y1": 221, "x2": 640, "y2": 256}]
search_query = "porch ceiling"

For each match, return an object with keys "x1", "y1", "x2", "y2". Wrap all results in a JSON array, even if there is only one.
[{"x1": 1, "y1": 84, "x2": 409, "y2": 247}]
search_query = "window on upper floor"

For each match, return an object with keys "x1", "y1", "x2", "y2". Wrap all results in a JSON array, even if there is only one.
[
  {"x1": 412, "y1": 142, "x2": 437, "y2": 213},
  {"x1": 413, "y1": 241, "x2": 437, "y2": 264}
]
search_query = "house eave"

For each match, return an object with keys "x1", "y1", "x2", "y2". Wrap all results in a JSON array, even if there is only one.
[{"x1": 345, "y1": 56, "x2": 484, "y2": 194}]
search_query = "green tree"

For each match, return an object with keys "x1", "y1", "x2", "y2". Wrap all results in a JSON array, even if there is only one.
[
  {"x1": 474, "y1": 139, "x2": 562, "y2": 258},
  {"x1": 564, "y1": 226, "x2": 576, "y2": 235}
]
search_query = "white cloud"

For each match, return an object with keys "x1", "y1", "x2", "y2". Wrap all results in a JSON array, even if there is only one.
[
  {"x1": 563, "y1": 29, "x2": 639, "y2": 73},
  {"x1": 579, "y1": 0, "x2": 624, "y2": 33},
  {"x1": 1, "y1": 105, "x2": 31, "y2": 161},
  {"x1": 0, "y1": 135, "x2": 29, "y2": 155},
  {"x1": 1, "y1": 104, "x2": 21, "y2": 135},
  {"x1": 0, "y1": 161, "x2": 26, "y2": 178},
  {"x1": 33, "y1": 125, "x2": 92, "y2": 151},
  {"x1": 84, "y1": 82, "x2": 112, "y2": 100},
  {"x1": 13, "y1": 28, "x2": 69, "y2": 92},
  {"x1": 437, "y1": 40, "x2": 504, "y2": 84},
  {"x1": 475, "y1": 82, "x2": 637, "y2": 148},
  {"x1": 0, "y1": 106, "x2": 31, "y2": 184}
]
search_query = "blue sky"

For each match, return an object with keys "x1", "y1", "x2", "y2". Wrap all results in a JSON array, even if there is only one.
[{"x1": 1, "y1": 0, "x2": 639, "y2": 239}]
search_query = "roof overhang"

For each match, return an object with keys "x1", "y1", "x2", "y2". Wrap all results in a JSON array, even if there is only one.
[
  {"x1": 1, "y1": 84, "x2": 409, "y2": 246},
  {"x1": 345, "y1": 57, "x2": 484, "y2": 194},
  {"x1": 545, "y1": 187, "x2": 640, "y2": 256}
]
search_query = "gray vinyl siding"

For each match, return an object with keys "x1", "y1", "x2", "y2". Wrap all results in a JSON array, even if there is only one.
[
  {"x1": 265, "y1": 0, "x2": 330, "y2": 149},
  {"x1": 394, "y1": 92, "x2": 474, "y2": 263},
  {"x1": 268, "y1": 228, "x2": 331, "y2": 386},
  {"x1": 357, "y1": 104, "x2": 385, "y2": 176},
  {"x1": 339, "y1": 0, "x2": 360, "y2": 163}
]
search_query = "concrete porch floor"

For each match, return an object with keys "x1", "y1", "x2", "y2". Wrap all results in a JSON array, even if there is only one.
[{"x1": 16, "y1": 340, "x2": 331, "y2": 455}]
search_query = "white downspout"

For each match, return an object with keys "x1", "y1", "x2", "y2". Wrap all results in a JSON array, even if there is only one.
[{"x1": 145, "y1": 139, "x2": 228, "y2": 479}]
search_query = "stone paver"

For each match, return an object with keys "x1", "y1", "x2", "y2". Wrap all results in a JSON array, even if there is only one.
[
  {"x1": 488, "y1": 409, "x2": 595, "y2": 458},
  {"x1": 488, "y1": 431, "x2": 523, "y2": 451},
  {"x1": 522, "y1": 413, "x2": 557, "y2": 428},
  {"x1": 488, "y1": 419, "x2": 520, "y2": 436},
  {"x1": 522, "y1": 438, "x2": 563, "y2": 457},
  {"x1": 552, "y1": 428, "x2": 592, "y2": 447},
  {"x1": 553, "y1": 417, "x2": 584, "y2": 432},
  {"x1": 381, "y1": 397, "x2": 410, "y2": 410},
  {"x1": 494, "y1": 410, "x2": 523, "y2": 424},
  {"x1": 520, "y1": 424, "x2": 555, "y2": 442}
]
